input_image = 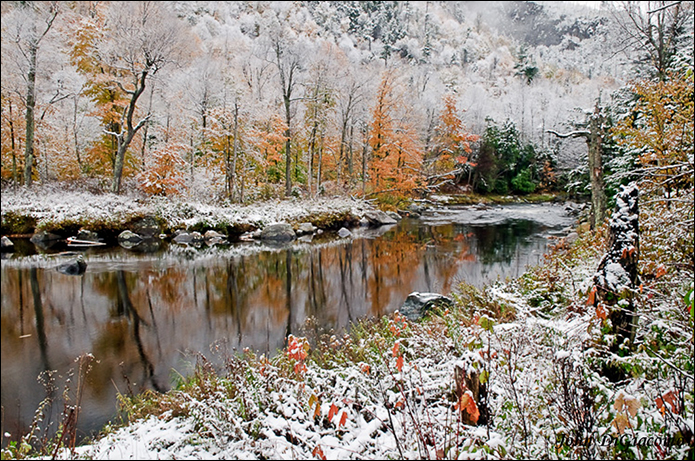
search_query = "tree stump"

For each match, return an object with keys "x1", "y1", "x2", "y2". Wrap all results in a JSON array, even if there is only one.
[{"x1": 592, "y1": 184, "x2": 639, "y2": 380}]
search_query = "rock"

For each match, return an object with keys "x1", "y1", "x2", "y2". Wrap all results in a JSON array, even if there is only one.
[
  {"x1": 30, "y1": 231, "x2": 62, "y2": 244},
  {"x1": 296, "y1": 222, "x2": 317, "y2": 236},
  {"x1": 408, "y1": 203, "x2": 425, "y2": 214},
  {"x1": 174, "y1": 231, "x2": 204, "y2": 245},
  {"x1": 363, "y1": 210, "x2": 397, "y2": 227},
  {"x1": 131, "y1": 216, "x2": 161, "y2": 237},
  {"x1": 204, "y1": 230, "x2": 227, "y2": 245},
  {"x1": 386, "y1": 211, "x2": 402, "y2": 222},
  {"x1": 359, "y1": 217, "x2": 370, "y2": 227},
  {"x1": 260, "y1": 223, "x2": 296, "y2": 241},
  {"x1": 118, "y1": 230, "x2": 143, "y2": 243},
  {"x1": 564, "y1": 232, "x2": 579, "y2": 244},
  {"x1": 338, "y1": 227, "x2": 352, "y2": 238},
  {"x1": 56, "y1": 255, "x2": 87, "y2": 276},
  {"x1": 30, "y1": 231, "x2": 62, "y2": 250},
  {"x1": 1, "y1": 236, "x2": 14, "y2": 252},
  {"x1": 399, "y1": 292, "x2": 453, "y2": 321},
  {"x1": 76, "y1": 228, "x2": 99, "y2": 242}
]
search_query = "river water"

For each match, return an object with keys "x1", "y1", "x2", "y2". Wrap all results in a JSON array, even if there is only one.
[{"x1": 0, "y1": 202, "x2": 574, "y2": 445}]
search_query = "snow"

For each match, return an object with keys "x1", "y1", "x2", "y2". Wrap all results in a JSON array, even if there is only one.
[{"x1": 0, "y1": 187, "x2": 372, "y2": 235}]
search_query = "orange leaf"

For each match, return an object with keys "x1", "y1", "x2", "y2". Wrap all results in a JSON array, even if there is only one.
[
  {"x1": 312, "y1": 445, "x2": 326, "y2": 460},
  {"x1": 596, "y1": 303, "x2": 608, "y2": 320},
  {"x1": 392, "y1": 341, "x2": 400, "y2": 357},
  {"x1": 396, "y1": 355, "x2": 404, "y2": 372},
  {"x1": 313, "y1": 401, "x2": 321, "y2": 419},
  {"x1": 656, "y1": 390, "x2": 679, "y2": 415},
  {"x1": 656, "y1": 265, "x2": 667, "y2": 278},
  {"x1": 338, "y1": 411, "x2": 348, "y2": 427},
  {"x1": 360, "y1": 363, "x2": 370, "y2": 374},
  {"x1": 587, "y1": 286, "x2": 597, "y2": 306},
  {"x1": 456, "y1": 391, "x2": 479, "y2": 423},
  {"x1": 328, "y1": 403, "x2": 338, "y2": 421}
]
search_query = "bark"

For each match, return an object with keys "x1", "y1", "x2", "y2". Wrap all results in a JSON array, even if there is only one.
[
  {"x1": 110, "y1": 70, "x2": 149, "y2": 194},
  {"x1": 546, "y1": 103, "x2": 607, "y2": 229},
  {"x1": 593, "y1": 184, "x2": 640, "y2": 380},
  {"x1": 23, "y1": 45, "x2": 38, "y2": 187}
]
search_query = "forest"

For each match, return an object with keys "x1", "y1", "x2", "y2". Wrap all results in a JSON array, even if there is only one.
[
  {"x1": 1, "y1": 1, "x2": 693, "y2": 460},
  {"x1": 2, "y1": 0, "x2": 679, "y2": 205}
]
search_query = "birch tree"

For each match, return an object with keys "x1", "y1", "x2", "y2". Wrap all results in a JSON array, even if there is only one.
[
  {"x1": 2, "y1": 1, "x2": 59, "y2": 187},
  {"x1": 97, "y1": 1, "x2": 190, "y2": 194}
]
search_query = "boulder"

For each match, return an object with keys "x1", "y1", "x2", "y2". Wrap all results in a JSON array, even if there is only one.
[
  {"x1": 204, "y1": 230, "x2": 227, "y2": 245},
  {"x1": 118, "y1": 230, "x2": 143, "y2": 243},
  {"x1": 204, "y1": 230, "x2": 226, "y2": 240},
  {"x1": 386, "y1": 211, "x2": 402, "y2": 222},
  {"x1": 56, "y1": 255, "x2": 87, "y2": 276},
  {"x1": 260, "y1": 223, "x2": 296, "y2": 241},
  {"x1": 296, "y1": 222, "x2": 317, "y2": 236},
  {"x1": 30, "y1": 231, "x2": 62, "y2": 244},
  {"x1": 131, "y1": 216, "x2": 161, "y2": 237},
  {"x1": 1, "y1": 236, "x2": 14, "y2": 252},
  {"x1": 338, "y1": 227, "x2": 352, "y2": 238},
  {"x1": 76, "y1": 228, "x2": 99, "y2": 242},
  {"x1": 363, "y1": 210, "x2": 397, "y2": 227},
  {"x1": 174, "y1": 231, "x2": 204, "y2": 245},
  {"x1": 399, "y1": 292, "x2": 453, "y2": 321}
]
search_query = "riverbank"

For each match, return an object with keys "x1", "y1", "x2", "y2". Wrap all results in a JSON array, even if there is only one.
[
  {"x1": 1, "y1": 187, "x2": 375, "y2": 243},
  {"x1": 0, "y1": 186, "x2": 572, "y2": 247},
  {"x1": 24, "y1": 187, "x2": 691, "y2": 460},
  {"x1": 1, "y1": 187, "x2": 691, "y2": 460}
]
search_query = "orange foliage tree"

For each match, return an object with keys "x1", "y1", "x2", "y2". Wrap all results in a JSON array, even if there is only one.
[
  {"x1": 245, "y1": 113, "x2": 289, "y2": 199},
  {"x1": 137, "y1": 143, "x2": 187, "y2": 196},
  {"x1": 429, "y1": 94, "x2": 479, "y2": 188},
  {"x1": 612, "y1": 71, "x2": 694, "y2": 198},
  {"x1": 0, "y1": 92, "x2": 26, "y2": 186},
  {"x1": 368, "y1": 72, "x2": 423, "y2": 201},
  {"x1": 67, "y1": 3, "x2": 127, "y2": 179}
]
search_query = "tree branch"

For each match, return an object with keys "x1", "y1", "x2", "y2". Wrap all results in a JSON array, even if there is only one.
[{"x1": 546, "y1": 129, "x2": 591, "y2": 139}]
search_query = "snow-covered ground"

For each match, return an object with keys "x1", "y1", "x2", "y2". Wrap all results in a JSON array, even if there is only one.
[{"x1": 1, "y1": 187, "x2": 372, "y2": 235}]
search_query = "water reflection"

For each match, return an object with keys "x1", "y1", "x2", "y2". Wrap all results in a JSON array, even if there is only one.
[{"x1": 1, "y1": 203, "x2": 573, "y2": 446}]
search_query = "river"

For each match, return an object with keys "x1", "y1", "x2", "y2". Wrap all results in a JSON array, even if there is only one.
[{"x1": 0, "y1": 202, "x2": 574, "y2": 446}]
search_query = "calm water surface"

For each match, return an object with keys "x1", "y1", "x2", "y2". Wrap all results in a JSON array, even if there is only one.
[{"x1": 1, "y1": 203, "x2": 574, "y2": 445}]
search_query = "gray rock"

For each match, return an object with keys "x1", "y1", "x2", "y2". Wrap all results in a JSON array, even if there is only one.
[
  {"x1": 56, "y1": 255, "x2": 87, "y2": 276},
  {"x1": 399, "y1": 292, "x2": 453, "y2": 321},
  {"x1": 260, "y1": 223, "x2": 296, "y2": 241},
  {"x1": 1, "y1": 236, "x2": 14, "y2": 252},
  {"x1": 386, "y1": 211, "x2": 402, "y2": 222},
  {"x1": 76, "y1": 228, "x2": 99, "y2": 242},
  {"x1": 296, "y1": 222, "x2": 317, "y2": 236},
  {"x1": 204, "y1": 230, "x2": 226, "y2": 240},
  {"x1": 338, "y1": 227, "x2": 352, "y2": 238},
  {"x1": 565, "y1": 232, "x2": 579, "y2": 244},
  {"x1": 408, "y1": 203, "x2": 425, "y2": 214},
  {"x1": 131, "y1": 216, "x2": 161, "y2": 237},
  {"x1": 118, "y1": 230, "x2": 143, "y2": 243},
  {"x1": 363, "y1": 210, "x2": 397, "y2": 227},
  {"x1": 359, "y1": 217, "x2": 370, "y2": 227},
  {"x1": 30, "y1": 231, "x2": 62, "y2": 244}
]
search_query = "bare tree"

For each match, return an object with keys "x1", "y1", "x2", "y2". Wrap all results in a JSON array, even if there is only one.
[
  {"x1": 612, "y1": 1, "x2": 694, "y2": 80},
  {"x1": 548, "y1": 101, "x2": 608, "y2": 229},
  {"x1": 99, "y1": 1, "x2": 190, "y2": 194},
  {"x1": 2, "y1": 2, "x2": 59, "y2": 187}
]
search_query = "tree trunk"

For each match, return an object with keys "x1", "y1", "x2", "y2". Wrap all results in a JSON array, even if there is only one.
[
  {"x1": 593, "y1": 184, "x2": 639, "y2": 381},
  {"x1": 110, "y1": 71, "x2": 148, "y2": 194},
  {"x1": 587, "y1": 106, "x2": 607, "y2": 229},
  {"x1": 230, "y1": 102, "x2": 240, "y2": 201},
  {"x1": 24, "y1": 44, "x2": 38, "y2": 187},
  {"x1": 284, "y1": 97, "x2": 292, "y2": 197}
]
